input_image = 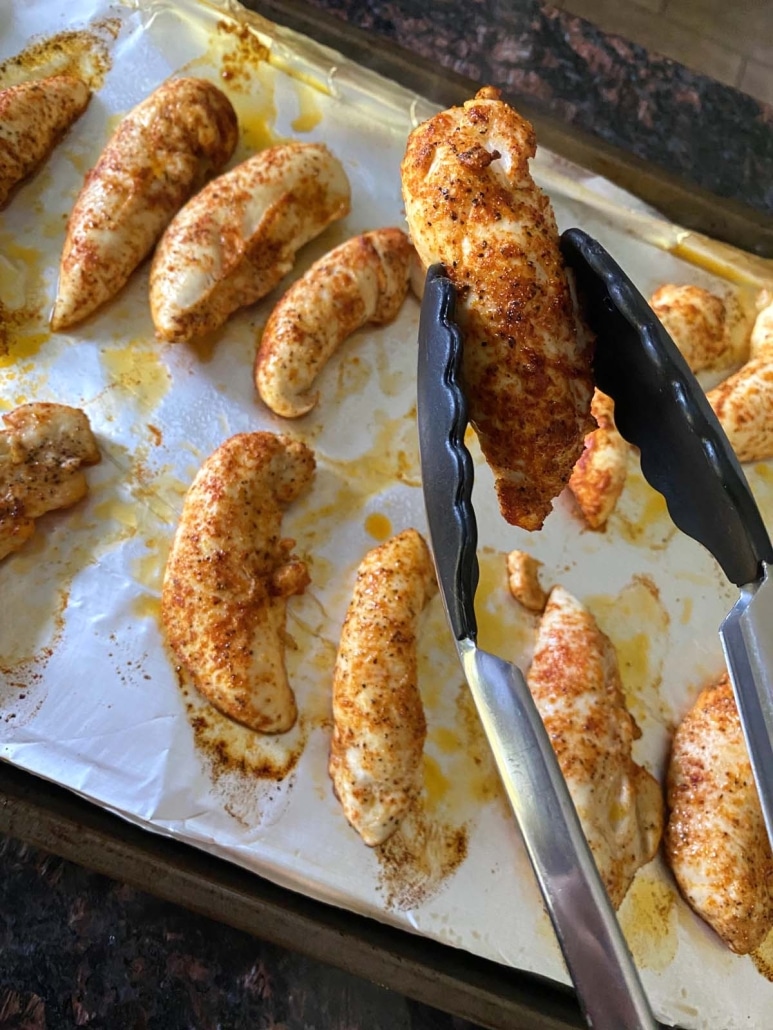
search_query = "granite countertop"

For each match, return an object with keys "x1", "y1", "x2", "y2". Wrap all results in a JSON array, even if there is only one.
[{"x1": 1, "y1": 2, "x2": 772, "y2": 1028}]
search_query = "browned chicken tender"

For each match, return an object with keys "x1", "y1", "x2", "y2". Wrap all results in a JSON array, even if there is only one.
[
  {"x1": 506, "y1": 549, "x2": 548, "y2": 612},
  {"x1": 527, "y1": 586, "x2": 664, "y2": 907},
  {"x1": 651, "y1": 285, "x2": 730, "y2": 373},
  {"x1": 401, "y1": 86, "x2": 594, "y2": 530},
  {"x1": 52, "y1": 77, "x2": 238, "y2": 331},
  {"x1": 329, "y1": 529, "x2": 436, "y2": 846},
  {"x1": 0, "y1": 75, "x2": 90, "y2": 209},
  {"x1": 0, "y1": 402, "x2": 100, "y2": 560},
  {"x1": 568, "y1": 389, "x2": 628, "y2": 530},
  {"x1": 162, "y1": 432, "x2": 315, "y2": 734},
  {"x1": 665, "y1": 675, "x2": 773, "y2": 954},
  {"x1": 150, "y1": 143, "x2": 351, "y2": 343},
  {"x1": 255, "y1": 228, "x2": 414, "y2": 417}
]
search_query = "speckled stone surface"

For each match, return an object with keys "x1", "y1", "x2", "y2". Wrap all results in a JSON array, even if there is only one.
[
  {"x1": 0, "y1": 837, "x2": 482, "y2": 1029},
  {"x1": 298, "y1": 0, "x2": 773, "y2": 216},
  {"x1": 1, "y1": 1, "x2": 771, "y2": 1027}
]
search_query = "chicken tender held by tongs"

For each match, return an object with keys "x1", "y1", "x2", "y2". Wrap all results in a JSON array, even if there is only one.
[{"x1": 402, "y1": 86, "x2": 595, "y2": 531}]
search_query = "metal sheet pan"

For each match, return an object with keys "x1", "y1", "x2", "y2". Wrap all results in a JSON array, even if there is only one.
[{"x1": 1, "y1": 2, "x2": 772, "y2": 1027}]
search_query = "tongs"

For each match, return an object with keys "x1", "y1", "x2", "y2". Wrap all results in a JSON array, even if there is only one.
[{"x1": 416, "y1": 229, "x2": 773, "y2": 1030}]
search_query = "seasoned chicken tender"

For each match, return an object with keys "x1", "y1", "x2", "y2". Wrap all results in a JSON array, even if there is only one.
[
  {"x1": 650, "y1": 284, "x2": 735, "y2": 373},
  {"x1": 52, "y1": 77, "x2": 238, "y2": 331},
  {"x1": 255, "y1": 228, "x2": 413, "y2": 417},
  {"x1": 527, "y1": 586, "x2": 663, "y2": 907},
  {"x1": 0, "y1": 402, "x2": 100, "y2": 561},
  {"x1": 568, "y1": 389, "x2": 628, "y2": 529},
  {"x1": 708, "y1": 358, "x2": 773, "y2": 462},
  {"x1": 151, "y1": 142, "x2": 351, "y2": 343},
  {"x1": 162, "y1": 432, "x2": 315, "y2": 734},
  {"x1": 506, "y1": 549, "x2": 547, "y2": 612},
  {"x1": 666, "y1": 675, "x2": 773, "y2": 954},
  {"x1": 401, "y1": 86, "x2": 594, "y2": 530},
  {"x1": 0, "y1": 75, "x2": 90, "y2": 209},
  {"x1": 750, "y1": 291, "x2": 773, "y2": 359},
  {"x1": 329, "y1": 529, "x2": 437, "y2": 846}
]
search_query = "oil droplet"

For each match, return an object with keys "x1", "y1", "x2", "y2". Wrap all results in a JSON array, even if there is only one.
[
  {"x1": 618, "y1": 872, "x2": 679, "y2": 972},
  {"x1": 474, "y1": 548, "x2": 535, "y2": 664},
  {"x1": 364, "y1": 511, "x2": 392, "y2": 540},
  {"x1": 100, "y1": 342, "x2": 171, "y2": 413},
  {"x1": 291, "y1": 85, "x2": 322, "y2": 133},
  {"x1": 612, "y1": 466, "x2": 675, "y2": 550},
  {"x1": 131, "y1": 593, "x2": 160, "y2": 621},
  {"x1": 423, "y1": 753, "x2": 452, "y2": 807},
  {"x1": 585, "y1": 575, "x2": 670, "y2": 725},
  {"x1": 0, "y1": 23, "x2": 117, "y2": 90}
]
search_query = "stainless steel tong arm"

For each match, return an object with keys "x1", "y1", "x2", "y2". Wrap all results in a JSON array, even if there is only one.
[{"x1": 417, "y1": 265, "x2": 659, "y2": 1030}]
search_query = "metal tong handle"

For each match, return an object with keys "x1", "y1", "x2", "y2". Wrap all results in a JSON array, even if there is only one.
[{"x1": 417, "y1": 266, "x2": 659, "y2": 1030}]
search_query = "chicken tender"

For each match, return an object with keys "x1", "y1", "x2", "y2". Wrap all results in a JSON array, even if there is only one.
[
  {"x1": 0, "y1": 402, "x2": 100, "y2": 560},
  {"x1": 401, "y1": 86, "x2": 594, "y2": 530},
  {"x1": 568, "y1": 389, "x2": 628, "y2": 529},
  {"x1": 162, "y1": 432, "x2": 315, "y2": 734},
  {"x1": 650, "y1": 284, "x2": 734, "y2": 373},
  {"x1": 708, "y1": 359, "x2": 773, "y2": 463},
  {"x1": 527, "y1": 586, "x2": 663, "y2": 907},
  {"x1": 151, "y1": 142, "x2": 351, "y2": 343},
  {"x1": 750, "y1": 291, "x2": 773, "y2": 359},
  {"x1": 255, "y1": 228, "x2": 413, "y2": 417},
  {"x1": 665, "y1": 675, "x2": 773, "y2": 954},
  {"x1": 506, "y1": 549, "x2": 548, "y2": 612},
  {"x1": 52, "y1": 77, "x2": 238, "y2": 331},
  {"x1": 0, "y1": 75, "x2": 90, "y2": 210},
  {"x1": 329, "y1": 529, "x2": 437, "y2": 846}
]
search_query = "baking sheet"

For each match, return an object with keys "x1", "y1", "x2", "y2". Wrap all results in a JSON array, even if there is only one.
[{"x1": 1, "y1": 1, "x2": 772, "y2": 1026}]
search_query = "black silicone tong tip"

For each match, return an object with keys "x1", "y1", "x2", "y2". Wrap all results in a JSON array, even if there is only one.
[
  {"x1": 417, "y1": 264, "x2": 479, "y2": 642},
  {"x1": 561, "y1": 228, "x2": 773, "y2": 588}
]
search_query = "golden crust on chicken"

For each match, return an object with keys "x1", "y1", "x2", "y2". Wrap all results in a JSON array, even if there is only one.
[
  {"x1": 651, "y1": 284, "x2": 731, "y2": 373},
  {"x1": 506, "y1": 549, "x2": 548, "y2": 612},
  {"x1": 708, "y1": 361, "x2": 773, "y2": 463},
  {"x1": 401, "y1": 86, "x2": 594, "y2": 530},
  {"x1": 162, "y1": 432, "x2": 315, "y2": 734},
  {"x1": 255, "y1": 227, "x2": 413, "y2": 417},
  {"x1": 527, "y1": 585, "x2": 663, "y2": 907},
  {"x1": 0, "y1": 75, "x2": 90, "y2": 210},
  {"x1": 665, "y1": 675, "x2": 773, "y2": 954},
  {"x1": 329, "y1": 529, "x2": 436, "y2": 846},
  {"x1": 150, "y1": 142, "x2": 351, "y2": 343},
  {"x1": 52, "y1": 77, "x2": 238, "y2": 331},
  {"x1": 568, "y1": 389, "x2": 628, "y2": 530},
  {"x1": 0, "y1": 402, "x2": 100, "y2": 561}
]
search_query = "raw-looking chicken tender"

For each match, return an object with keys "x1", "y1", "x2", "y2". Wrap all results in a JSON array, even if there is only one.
[
  {"x1": 707, "y1": 296, "x2": 773, "y2": 462},
  {"x1": 0, "y1": 75, "x2": 90, "y2": 209},
  {"x1": 162, "y1": 432, "x2": 315, "y2": 734},
  {"x1": 51, "y1": 77, "x2": 238, "y2": 331},
  {"x1": 666, "y1": 675, "x2": 773, "y2": 954},
  {"x1": 527, "y1": 586, "x2": 664, "y2": 907},
  {"x1": 151, "y1": 142, "x2": 351, "y2": 342},
  {"x1": 0, "y1": 402, "x2": 100, "y2": 561},
  {"x1": 650, "y1": 284, "x2": 748, "y2": 373},
  {"x1": 329, "y1": 529, "x2": 437, "y2": 846},
  {"x1": 506, "y1": 549, "x2": 548, "y2": 612},
  {"x1": 401, "y1": 86, "x2": 595, "y2": 530},
  {"x1": 255, "y1": 227, "x2": 414, "y2": 417},
  {"x1": 568, "y1": 389, "x2": 628, "y2": 530}
]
